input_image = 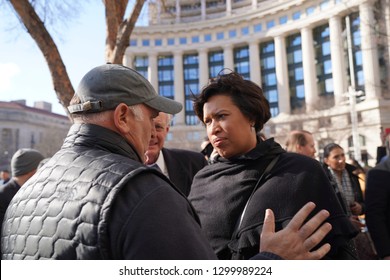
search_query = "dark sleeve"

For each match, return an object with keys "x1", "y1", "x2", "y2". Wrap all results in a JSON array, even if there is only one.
[
  {"x1": 0, "y1": 183, "x2": 18, "y2": 238},
  {"x1": 365, "y1": 169, "x2": 390, "y2": 258},
  {"x1": 108, "y1": 173, "x2": 217, "y2": 260}
]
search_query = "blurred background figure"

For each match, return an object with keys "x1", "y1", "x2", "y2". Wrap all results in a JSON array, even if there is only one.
[
  {"x1": 347, "y1": 158, "x2": 367, "y2": 196},
  {"x1": 0, "y1": 148, "x2": 44, "y2": 254},
  {"x1": 322, "y1": 143, "x2": 365, "y2": 221},
  {"x1": 145, "y1": 112, "x2": 207, "y2": 196},
  {"x1": 200, "y1": 137, "x2": 214, "y2": 161},
  {"x1": 285, "y1": 130, "x2": 316, "y2": 158},
  {"x1": 365, "y1": 133, "x2": 390, "y2": 260},
  {"x1": 0, "y1": 170, "x2": 11, "y2": 185},
  {"x1": 322, "y1": 143, "x2": 377, "y2": 259}
]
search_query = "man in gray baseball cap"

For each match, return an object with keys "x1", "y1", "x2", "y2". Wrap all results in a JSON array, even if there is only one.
[{"x1": 1, "y1": 64, "x2": 217, "y2": 260}]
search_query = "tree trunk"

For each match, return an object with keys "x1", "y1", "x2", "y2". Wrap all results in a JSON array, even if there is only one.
[
  {"x1": 104, "y1": 0, "x2": 129, "y2": 62},
  {"x1": 104, "y1": 0, "x2": 145, "y2": 63},
  {"x1": 9, "y1": 0, "x2": 74, "y2": 119}
]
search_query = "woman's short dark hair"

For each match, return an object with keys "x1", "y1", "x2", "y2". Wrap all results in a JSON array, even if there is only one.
[
  {"x1": 193, "y1": 72, "x2": 271, "y2": 132},
  {"x1": 323, "y1": 143, "x2": 343, "y2": 159}
]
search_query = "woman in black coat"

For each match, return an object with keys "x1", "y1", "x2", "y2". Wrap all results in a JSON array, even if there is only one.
[{"x1": 189, "y1": 72, "x2": 358, "y2": 260}]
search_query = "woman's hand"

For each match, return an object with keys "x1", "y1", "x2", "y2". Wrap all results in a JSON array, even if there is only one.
[
  {"x1": 260, "y1": 202, "x2": 332, "y2": 260},
  {"x1": 350, "y1": 202, "x2": 363, "y2": 215}
]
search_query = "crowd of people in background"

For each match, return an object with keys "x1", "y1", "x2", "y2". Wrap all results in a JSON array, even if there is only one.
[{"x1": 0, "y1": 64, "x2": 389, "y2": 260}]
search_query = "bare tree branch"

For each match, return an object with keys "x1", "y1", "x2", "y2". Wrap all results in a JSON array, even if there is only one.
[
  {"x1": 9, "y1": 0, "x2": 74, "y2": 118},
  {"x1": 110, "y1": 0, "x2": 145, "y2": 64}
]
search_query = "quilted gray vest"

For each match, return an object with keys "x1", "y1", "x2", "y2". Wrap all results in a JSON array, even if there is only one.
[{"x1": 1, "y1": 146, "x2": 148, "y2": 259}]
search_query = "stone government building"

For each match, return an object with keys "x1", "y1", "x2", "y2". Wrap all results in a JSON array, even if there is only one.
[
  {"x1": 125, "y1": 0, "x2": 390, "y2": 166},
  {"x1": 0, "y1": 100, "x2": 71, "y2": 172}
]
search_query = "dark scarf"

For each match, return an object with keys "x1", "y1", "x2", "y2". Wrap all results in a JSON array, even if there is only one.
[{"x1": 189, "y1": 138, "x2": 285, "y2": 255}]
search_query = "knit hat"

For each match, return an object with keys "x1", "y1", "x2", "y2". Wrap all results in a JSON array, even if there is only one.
[
  {"x1": 67, "y1": 64, "x2": 183, "y2": 115},
  {"x1": 11, "y1": 148, "x2": 44, "y2": 176}
]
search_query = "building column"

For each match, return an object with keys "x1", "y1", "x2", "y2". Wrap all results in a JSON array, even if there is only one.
[
  {"x1": 360, "y1": 1, "x2": 381, "y2": 99},
  {"x1": 123, "y1": 51, "x2": 134, "y2": 68},
  {"x1": 148, "y1": 52, "x2": 158, "y2": 92},
  {"x1": 176, "y1": 0, "x2": 181, "y2": 23},
  {"x1": 198, "y1": 48, "x2": 209, "y2": 89},
  {"x1": 201, "y1": 0, "x2": 206, "y2": 20},
  {"x1": 226, "y1": 0, "x2": 232, "y2": 16},
  {"x1": 274, "y1": 35, "x2": 290, "y2": 114},
  {"x1": 301, "y1": 26, "x2": 319, "y2": 111},
  {"x1": 248, "y1": 40, "x2": 261, "y2": 86},
  {"x1": 252, "y1": 0, "x2": 257, "y2": 9},
  {"x1": 329, "y1": 16, "x2": 347, "y2": 106},
  {"x1": 174, "y1": 50, "x2": 185, "y2": 124},
  {"x1": 223, "y1": 44, "x2": 234, "y2": 71}
]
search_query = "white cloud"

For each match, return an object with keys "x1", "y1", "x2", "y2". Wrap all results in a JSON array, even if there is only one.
[{"x1": 0, "y1": 63, "x2": 21, "y2": 92}]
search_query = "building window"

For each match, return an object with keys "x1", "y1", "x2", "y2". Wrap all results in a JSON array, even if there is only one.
[
  {"x1": 134, "y1": 56, "x2": 148, "y2": 79},
  {"x1": 168, "y1": 38, "x2": 175, "y2": 45},
  {"x1": 314, "y1": 24, "x2": 333, "y2": 97},
  {"x1": 179, "y1": 37, "x2": 187, "y2": 45},
  {"x1": 229, "y1": 29, "x2": 237, "y2": 38},
  {"x1": 204, "y1": 34, "x2": 212, "y2": 42},
  {"x1": 142, "y1": 39, "x2": 150, "y2": 46},
  {"x1": 155, "y1": 39, "x2": 162, "y2": 46},
  {"x1": 192, "y1": 36, "x2": 199, "y2": 43},
  {"x1": 279, "y1": 16, "x2": 288, "y2": 25},
  {"x1": 292, "y1": 11, "x2": 301, "y2": 20},
  {"x1": 234, "y1": 46, "x2": 250, "y2": 79},
  {"x1": 254, "y1": 23, "x2": 262, "y2": 33},
  {"x1": 287, "y1": 34, "x2": 305, "y2": 112},
  {"x1": 1, "y1": 128, "x2": 12, "y2": 166},
  {"x1": 241, "y1": 26, "x2": 249, "y2": 36},
  {"x1": 306, "y1": 6, "x2": 315, "y2": 15},
  {"x1": 216, "y1": 32, "x2": 224, "y2": 40},
  {"x1": 260, "y1": 41, "x2": 279, "y2": 117},
  {"x1": 130, "y1": 39, "x2": 137, "y2": 46},
  {"x1": 183, "y1": 54, "x2": 200, "y2": 125},
  {"x1": 266, "y1": 20, "x2": 275, "y2": 29},
  {"x1": 320, "y1": 0, "x2": 329, "y2": 10},
  {"x1": 158, "y1": 55, "x2": 174, "y2": 102},
  {"x1": 208, "y1": 50, "x2": 224, "y2": 79}
]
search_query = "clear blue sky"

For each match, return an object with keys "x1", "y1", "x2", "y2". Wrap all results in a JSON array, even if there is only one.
[{"x1": 0, "y1": 2, "x2": 111, "y2": 115}]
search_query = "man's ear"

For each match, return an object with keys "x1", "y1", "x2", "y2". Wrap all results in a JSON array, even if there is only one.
[{"x1": 113, "y1": 103, "x2": 131, "y2": 134}]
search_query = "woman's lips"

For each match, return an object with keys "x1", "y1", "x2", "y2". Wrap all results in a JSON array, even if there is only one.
[{"x1": 213, "y1": 137, "x2": 226, "y2": 147}]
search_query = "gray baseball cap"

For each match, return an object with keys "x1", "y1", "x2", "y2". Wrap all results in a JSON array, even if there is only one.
[{"x1": 68, "y1": 64, "x2": 182, "y2": 114}]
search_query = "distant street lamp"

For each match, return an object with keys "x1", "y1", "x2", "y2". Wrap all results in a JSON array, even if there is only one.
[{"x1": 346, "y1": 15, "x2": 362, "y2": 163}]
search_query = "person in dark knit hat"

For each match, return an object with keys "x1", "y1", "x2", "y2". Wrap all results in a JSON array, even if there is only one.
[{"x1": 0, "y1": 148, "x2": 44, "y2": 254}]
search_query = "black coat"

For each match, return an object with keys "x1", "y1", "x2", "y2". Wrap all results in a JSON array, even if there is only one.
[
  {"x1": 162, "y1": 148, "x2": 207, "y2": 196},
  {"x1": 189, "y1": 138, "x2": 358, "y2": 259},
  {"x1": 365, "y1": 157, "x2": 390, "y2": 258},
  {"x1": 0, "y1": 179, "x2": 21, "y2": 254}
]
